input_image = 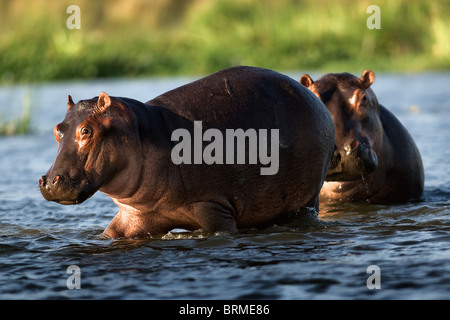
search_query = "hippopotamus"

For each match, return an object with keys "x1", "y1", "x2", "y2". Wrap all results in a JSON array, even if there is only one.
[
  {"x1": 300, "y1": 70, "x2": 424, "y2": 204},
  {"x1": 39, "y1": 66, "x2": 335, "y2": 238}
]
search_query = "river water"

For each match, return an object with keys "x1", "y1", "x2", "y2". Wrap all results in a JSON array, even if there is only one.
[{"x1": 0, "y1": 71, "x2": 449, "y2": 300}]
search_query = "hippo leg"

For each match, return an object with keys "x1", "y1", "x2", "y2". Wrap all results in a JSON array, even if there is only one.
[
  {"x1": 102, "y1": 201, "x2": 238, "y2": 238},
  {"x1": 190, "y1": 201, "x2": 238, "y2": 233}
]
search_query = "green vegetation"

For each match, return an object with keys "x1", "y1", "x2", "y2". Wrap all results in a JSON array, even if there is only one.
[
  {"x1": 0, "y1": 0, "x2": 449, "y2": 84},
  {"x1": 0, "y1": 91, "x2": 32, "y2": 135}
]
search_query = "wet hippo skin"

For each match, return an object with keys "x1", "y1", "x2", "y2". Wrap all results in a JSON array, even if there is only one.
[
  {"x1": 40, "y1": 66, "x2": 335, "y2": 238},
  {"x1": 300, "y1": 70, "x2": 424, "y2": 204}
]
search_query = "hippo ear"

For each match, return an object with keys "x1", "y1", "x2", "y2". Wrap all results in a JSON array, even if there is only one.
[
  {"x1": 300, "y1": 74, "x2": 314, "y2": 88},
  {"x1": 67, "y1": 95, "x2": 75, "y2": 111},
  {"x1": 96, "y1": 92, "x2": 111, "y2": 114},
  {"x1": 361, "y1": 70, "x2": 375, "y2": 88}
]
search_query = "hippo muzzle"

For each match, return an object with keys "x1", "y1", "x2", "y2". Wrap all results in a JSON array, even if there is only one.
[
  {"x1": 326, "y1": 135, "x2": 378, "y2": 181},
  {"x1": 39, "y1": 173, "x2": 95, "y2": 205}
]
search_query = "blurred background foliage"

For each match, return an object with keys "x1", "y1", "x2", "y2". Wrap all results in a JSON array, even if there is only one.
[{"x1": 0, "y1": 0, "x2": 449, "y2": 84}]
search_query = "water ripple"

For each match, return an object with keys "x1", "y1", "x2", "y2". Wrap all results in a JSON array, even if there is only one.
[{"x1": 2, "y1": 74, "x2": 450, "y2": 299}]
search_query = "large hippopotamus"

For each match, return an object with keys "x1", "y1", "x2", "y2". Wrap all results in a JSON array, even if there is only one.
[
  {"x1": 300, "y1": 70, "x2": 424, "y2": 204},
  {"x1": 39, "y1": 66, "x2": 335, "y2": 238}
]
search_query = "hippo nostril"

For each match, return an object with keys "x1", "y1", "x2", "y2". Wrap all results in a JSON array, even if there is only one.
[
  {"x1": 52, "y1": 175, "x2": 60, "y2": 184},
  {"x1": 344, "y1": 139, "x2": 360, "y2": 155},
  {"x1": 350, "y1": 139, "x2": 359, "y2": 150},
  {"x1": 39, "y1": 176, "x2": 47, "y2": 186}
]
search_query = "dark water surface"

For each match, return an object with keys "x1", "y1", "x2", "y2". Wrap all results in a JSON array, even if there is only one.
[{"x1": 1, "y1": 72, "x2": 449, "y2": 299}]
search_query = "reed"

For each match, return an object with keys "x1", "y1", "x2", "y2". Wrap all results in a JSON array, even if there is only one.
[{"x1": 0, "y1": 91, "x2": 32, "y2": 135}]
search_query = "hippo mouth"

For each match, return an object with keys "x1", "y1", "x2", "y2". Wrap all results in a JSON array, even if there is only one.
[
  {"x1": 39, "y1": 175, "x2": 97, "y2": 205},
  {"x1": 325, "y1": 138, "x2": 378, "y2": 181}
]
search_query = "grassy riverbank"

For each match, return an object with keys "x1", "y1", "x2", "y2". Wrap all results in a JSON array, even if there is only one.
[
  {"x1": 0, "y1": 95, "x2": 31, "y2": 135},
  {"x1": 0, "y1": 0, "x2": 449, "y2": 85}
]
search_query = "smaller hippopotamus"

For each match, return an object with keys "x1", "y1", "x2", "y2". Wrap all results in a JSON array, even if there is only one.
[
  {"x1": 300, "y1": 70, "x2": 424, "y2": 204},
  {"x1": 39, "y1": 66, "x2": 334, "y2": 238}
]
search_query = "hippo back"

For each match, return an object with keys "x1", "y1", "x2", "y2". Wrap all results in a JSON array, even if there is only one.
[{"x1": 146, "y1": 66, "x2": 334, "y2": 227}]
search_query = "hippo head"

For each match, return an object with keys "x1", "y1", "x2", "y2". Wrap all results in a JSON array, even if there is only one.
[
  {"x1": 300, "y1": 70, "x2": 382, "y2": 181},
  {"x1": 39, "y1": 92, "x2": 138, "y2": 204}
]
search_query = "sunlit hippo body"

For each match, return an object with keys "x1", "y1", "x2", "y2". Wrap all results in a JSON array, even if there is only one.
[
  {"x1": 300, "y1": 70, "x2": 424, "y2": 204},
  {"x1": 39, "y1": 66, "x2": 335, "y2": 238}
]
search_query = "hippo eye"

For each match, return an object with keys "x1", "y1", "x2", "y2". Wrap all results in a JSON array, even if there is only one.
[
  {"x1": 361, "y1": 94, "x2": 367, "y2": 103},
  {"x1": 80, "y1": 127, "x2": 92, "y2": 138}
]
